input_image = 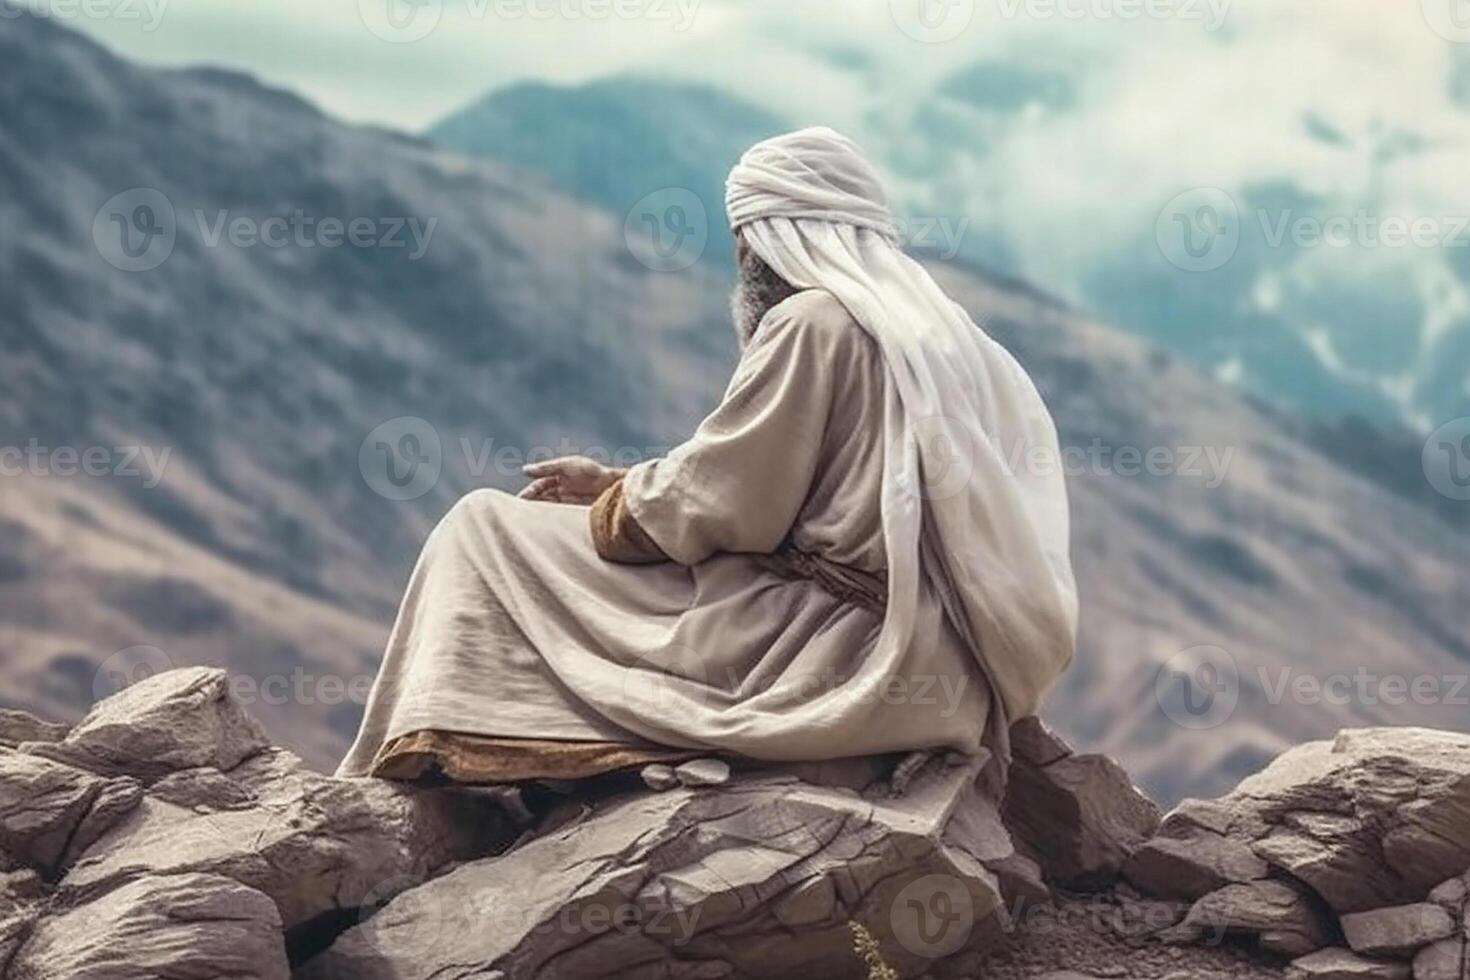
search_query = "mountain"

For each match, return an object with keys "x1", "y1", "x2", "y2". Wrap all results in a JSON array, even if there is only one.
[
  {"x1": 427, "y1": 76, "x2": 787, "y2": 267},
  {"x1": 428, "y1": 64, "x2": 1470, "y2": 431},
  {"x1": 1, "y1": 13, "x2": 1466, "y2": 802}
]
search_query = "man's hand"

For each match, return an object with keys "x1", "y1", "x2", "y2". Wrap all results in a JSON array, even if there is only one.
[{"x1": 518, "y1": 456, "x2": 625, "y2": 505}]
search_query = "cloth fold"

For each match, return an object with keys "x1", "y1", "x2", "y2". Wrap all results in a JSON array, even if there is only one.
[{"x1": 726, "y1": 127, "x2": 1077, "y2": 740}]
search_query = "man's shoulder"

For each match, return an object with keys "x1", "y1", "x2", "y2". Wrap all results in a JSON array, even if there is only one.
[{"x1": 760, "y1": 289, "x2": 869, "y2": 350}]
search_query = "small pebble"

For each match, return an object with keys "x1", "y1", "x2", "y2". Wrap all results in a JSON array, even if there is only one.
[
  {"x1": 640, "y1": 764, "x2": 678, "y2": 791},
  {"x1": 675, "y1": 758, "x2": 730, "y2": 787}
]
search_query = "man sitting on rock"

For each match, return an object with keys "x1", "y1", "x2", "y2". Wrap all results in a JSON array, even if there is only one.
[{"x1": 337, "y1": 128, "x2": 1077, "y2": 790}]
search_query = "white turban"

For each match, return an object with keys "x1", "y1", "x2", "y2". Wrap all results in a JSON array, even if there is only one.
[{"x1": 726, "y1": 127, "x2": 1078, "y2": 744}]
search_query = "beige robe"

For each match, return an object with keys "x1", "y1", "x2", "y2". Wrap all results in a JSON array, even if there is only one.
[{"x1": 337, "y1": 289, "x2": 992, "y2": 778}]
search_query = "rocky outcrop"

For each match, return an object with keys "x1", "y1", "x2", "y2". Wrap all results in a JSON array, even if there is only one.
[
  {"x1": 1124, "y1": 728, "x2": 1470, "y2": 980},
  {"x1": 0, "y1": 668, "x2": 1464, "y2": 979},
  {"x1": 301, "y1": 757, "x2": 1012, "y2": 979},
  {"x1": 1003, "y1": 718, "x2": 1162, "y2": 889}
]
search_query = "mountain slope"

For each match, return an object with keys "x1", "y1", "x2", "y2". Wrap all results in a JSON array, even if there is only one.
[
  {"x1": 0, "y1": 14, "x2": 1465, "y2": 800},
  {"x1": 427, "y1": 76, "x2": 786, "y2": 266}
]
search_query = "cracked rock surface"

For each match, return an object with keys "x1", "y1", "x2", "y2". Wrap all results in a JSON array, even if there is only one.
[{"x1": 1, "y1": 669, "x2": 1464, "y2": 979}]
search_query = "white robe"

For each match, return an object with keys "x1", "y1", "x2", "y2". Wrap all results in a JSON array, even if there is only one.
[{"x1": 337, "y1": 289, "x2": 992, "y2": 777}]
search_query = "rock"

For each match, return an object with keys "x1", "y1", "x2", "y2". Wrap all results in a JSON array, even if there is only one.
[
  {"x1": 1124, "y1": 828, "x2": 1270, "y2": 901},
  {"x1": 1177, "y1": 878, "x2": 1333, "y2": 957},
  {"x1": 1003, "y1": 726, "x2": 1162, "y2": 888},
  {"x1": 59, "y1": 746, "x2": 516, "y2": 933},
  {"x1": 0, "y1": 709, "x2": 68, "y2": 748},
  {"x1": 1287, "y1": 947, "x2": 1412, "y2": 980},
  {"x1": 1010, "y1": 717, "x2": 1072, "y2": 768},
  {"x1": 0, "y1": 867, "x2": 45, "y2": 902},
  {"x1": 0, "y1": 748, "x2": 142, "y2": 876},
  {"x1": 674, "y1": 758, "x2": 730, "y2": 787},
  {"x1": 640, "y1": 764, "x2": 678, "y2": 791},
  {"x1": 1341, "y1": 904, "x2": 1456, "y2": 958},
  {"x1": 298, "y1": 755, "x2": 1010, "y2": 979},
  {"x1": 1226, "y1": 729, "x2": 1470, "y2": 914},
  {"x1": 8, "y1": 872, "x2": 288, "y2": 979},
  {"x1": 27, "y1": 667, "x2": 269, "y2": 783},
  {"x1": 1412, "y1": 939, "x2": 1465, "y2": 980},
  {"x1": 1427, "y1": 876, "x2": 1468, "y2": 911}
]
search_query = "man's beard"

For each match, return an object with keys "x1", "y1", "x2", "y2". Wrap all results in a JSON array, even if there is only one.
[{"x1": 729, "y1": 244, "x2": 797, "y2": 347}]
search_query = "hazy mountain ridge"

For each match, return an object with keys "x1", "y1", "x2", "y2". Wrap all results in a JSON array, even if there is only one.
[{"x1": 1, "y1": 13, "x2": 1466, "y2": 800}]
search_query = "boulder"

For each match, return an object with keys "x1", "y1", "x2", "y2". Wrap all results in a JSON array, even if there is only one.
[
  {"x1": 1002, "y1": 717, "x2": 1161, "y2": 888},
  {"x1": 1412, "y1": 939, "x2": 1465, "y2": 980},
  {"x1": 298, "y1": 754, "x2": 1014, "y2": 980},
  {"x1": 59, "y1": 746, "x2": 517, "y2": 933},
  {"x1": 1173, "y1": 878, "x2": 1333, "y2": 957},
  {"x1": 1287, "y1": 947, "x2": 1413, "y2": 980},
  {"x1": 1124, "y1": 827, "x2": 1270, "y2": 901},
  {"x1": 1132, "y1": 728, "x2": 1470, "y2": 916},
  {"x1": 1427, "y1": 876, "x2": 1468, "y2": 912},
  {"x1": 1340, "y1": 904, "x2": 1456, "y2": 958},
  {"x1": 1240, "y1": 730, "x2": 1470, "y2": 914},
  {"x1": 7, "y1": 872, "x2": 288, "y2": 979},
  {"x1": 0, "y1": 748, "x2": 142, "y2": 876},
  {"x1": 0, "y1": 709, "x2": 68, "y2": 748},
  {"x1": 26, "y1": 667, "x2": 269, "y2": 783}
]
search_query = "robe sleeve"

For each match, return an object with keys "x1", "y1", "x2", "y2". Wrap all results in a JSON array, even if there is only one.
[
  {"x1": 589, "y1": 478, "x2": 669, "y2": 564},
  {"x1": 616, "y1": 303, "x2": 843, "y2": 566}
]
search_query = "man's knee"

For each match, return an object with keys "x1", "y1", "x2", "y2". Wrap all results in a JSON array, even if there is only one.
[{"x1": 444, "y1": 487, "x2": 513, "y2": 527}]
